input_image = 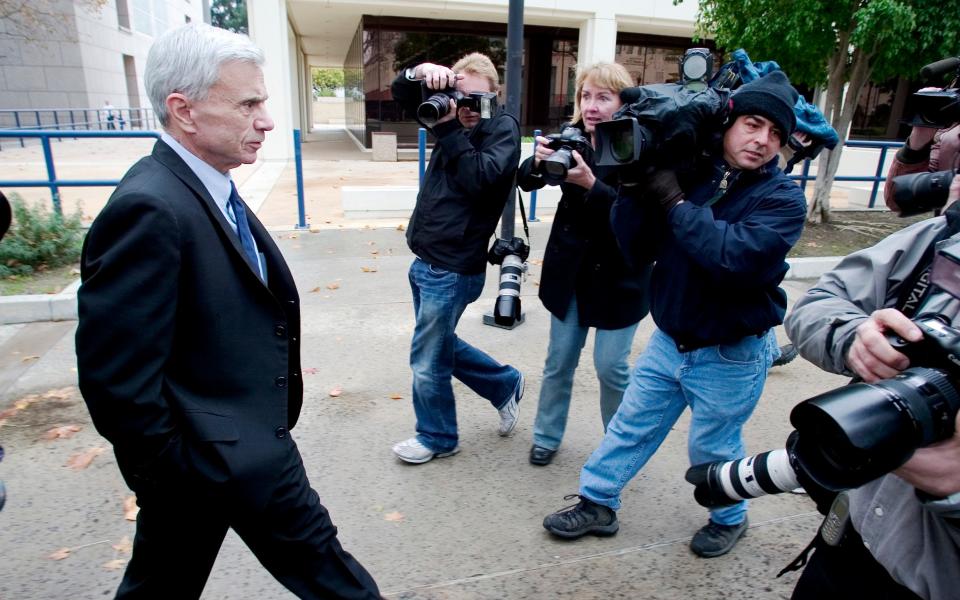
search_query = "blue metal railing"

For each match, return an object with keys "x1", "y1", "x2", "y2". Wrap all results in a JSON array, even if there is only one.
[
  {"x1": 790, "y1": 140, "x2": 904, "y2": 208},
  {"x1": 0, "y1": 130, "x2": 161, "y2": 214},
  {"x1": 293, "y1": 129, "x2": 307, "y2": 229},
  {"x1": 528, "y1": 129, "x2": 542, "y2": 221},
  {"x1": 0, "y1": 108, "x2": 158, "y2": 150}
]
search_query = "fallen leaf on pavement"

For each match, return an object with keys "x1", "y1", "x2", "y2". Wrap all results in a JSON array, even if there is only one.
[
  {"x1": 360, "y1": 266, "x2": 378, "y2": 273},
  {"x1": 123, "y1": 496, "x2": 139, "y2": 521},
  {"x1": 289, "y1": 234, "x2": 299, "y2": 239},
  {"x1": 49, "y1": 548, "x2": 71, "y2": 560},
  {"x1": 66, "y1": 447, "x2": 105, "y2": 470},
  {"x1": 43, "y1": 424, "x2": 82, "y2": 440},
  {"x1": 328, "y1": 386, "x2": 343, "y2": 397},
  {"x1": 21, "y1": 355, "x2": 39, "y2": 363},
  {"x1": 303, "y1": 367, "x2": 318, "y2": 375},
  {"x1": 396, "y1": 224, "x2": 405, "y2": 231},
  {"x1": 384, "y1": 511, "x2": 404, "y2": 523},
  {"x1": 103, "y1": 559, "x2": 127, "y2": 570},
  {"x1": 112, "y1": 536, "x2": 133, "y2": 554},
  {"x1": 309, "y1": 287, "x2": 321, "y2": 293},
  {"x1": 389, "y1": 393, "x2": 403, "y2": 400},
  {"x1": 42, "y1": 388, "x2": 74, "y2": 401},
  {"x1": 326, "y1": 282, "x2": 340, "y2": 290}
]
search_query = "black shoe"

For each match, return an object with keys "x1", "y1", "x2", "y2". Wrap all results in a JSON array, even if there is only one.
[
  {"x1": 771, "y1": 343, "x2": 798, "y2": 368},
  {"x1": 529, "y1": 445, "x2": 557, "y2": 466},
  {"x1": 543, "y1": 495, "x2": 619, "y2": 539},
  {"x1": 690, "y1": 518, "x2": 748, "y2": 558}
]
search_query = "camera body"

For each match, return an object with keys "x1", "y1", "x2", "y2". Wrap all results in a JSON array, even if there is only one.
[
  {"x1": 417, "y1": 83, "x2": 498, "y2": 126},
  {"x1": 538, "y1": 127, "x2": 594, "y2": 185}
]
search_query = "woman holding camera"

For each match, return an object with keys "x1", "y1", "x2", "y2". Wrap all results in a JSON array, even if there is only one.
[{"x1": 518, "y1": 63, "x2": 658, "y2": 466}]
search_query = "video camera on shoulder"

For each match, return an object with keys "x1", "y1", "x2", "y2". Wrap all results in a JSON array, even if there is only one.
[
  {"x1": 686, "y1": 236, "x2": 960, "y2": 509},
  {"x1": 907, "y1": 56, "x2": 960, "y2": 130},
  {"x1": 537, "y1": 127, "x2": 593, "y2": 185},
  {"x1": 417, "y1": 82, "x2": 498, "y2": 126}
]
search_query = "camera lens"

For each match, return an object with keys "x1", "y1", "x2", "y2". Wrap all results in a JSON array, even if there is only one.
[
  {"x1": 891, "y1": 169, "x2": 955, "y2": 216},
  {"x1": 790, "y1": 366, "x2": 960, "y2": 491},
  {"x1": 541, "y1": 149, "x2": 574, "y2": 184},
  {"x1": 417, "y1": 93, "x2": 452, "y2": 126},
  {"x1": 687, "y1": 448, "x2": 800, "y2": 508}
]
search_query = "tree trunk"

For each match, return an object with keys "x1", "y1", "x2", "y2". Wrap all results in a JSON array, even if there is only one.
[
  {"x1": 808, "y1": 41, "x2": 874, "y2": 224},
  {"x1": 807, "y1": 40, "x2": 848, "y2": 224}
]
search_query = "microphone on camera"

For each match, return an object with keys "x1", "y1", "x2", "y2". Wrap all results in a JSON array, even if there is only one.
[{"x1": 920, "y1": 57, "x2": 960, "y2": 80}]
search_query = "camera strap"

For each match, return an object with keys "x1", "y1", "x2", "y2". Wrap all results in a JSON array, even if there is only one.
[
  {"x1": 515, "y1": 188, "x2": 531, "y2": 246},
  {"x1": 896, "y1": 212, "x2": 960, "y2": 317}
]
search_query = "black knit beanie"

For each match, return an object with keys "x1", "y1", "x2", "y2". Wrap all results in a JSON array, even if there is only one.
[{"x1": 729, "y1": 70, "x2": 799, "y2": 137}]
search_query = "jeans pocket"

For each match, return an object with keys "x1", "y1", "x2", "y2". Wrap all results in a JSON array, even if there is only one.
[{"x1": 716, "y1": 335, "x2": 764, "y2": 364}]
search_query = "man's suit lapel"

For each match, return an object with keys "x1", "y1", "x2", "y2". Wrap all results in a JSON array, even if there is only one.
[{"x1": 152, "y1": 140, "x2": 269, "y2": 287}]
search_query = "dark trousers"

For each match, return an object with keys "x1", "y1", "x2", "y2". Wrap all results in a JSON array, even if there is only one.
[
  {"x1": 117, "y1": 446, "x2": 380, "y2": 599},
  {"x1": 792, "y1": 529, "x2": 922, "y2": 600}
]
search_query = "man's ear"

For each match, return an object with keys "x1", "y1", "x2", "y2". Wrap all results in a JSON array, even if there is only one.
[{"x1": 166, "y1": 93, "x2": 196, "y2": 133}]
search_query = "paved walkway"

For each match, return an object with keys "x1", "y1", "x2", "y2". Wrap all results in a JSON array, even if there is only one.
[{"x1": 0, "y1": 224, "x2": 846, "y2": 599}]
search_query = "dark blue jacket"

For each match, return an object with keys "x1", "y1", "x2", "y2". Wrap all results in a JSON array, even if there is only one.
[{"x1": 615, "y1": 157, "x2": 806, "y2": 351}]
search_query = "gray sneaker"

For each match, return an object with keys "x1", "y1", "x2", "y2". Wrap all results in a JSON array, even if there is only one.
[
  {"x1": 690, "y1": 518, "x2": 748, "y2": 557},
  {"x1": 498, "y1": 371, "x2": 524, "y2": 436},
  {"x1": 392, "y1": 437, "x2": 459, "y2": 464}
]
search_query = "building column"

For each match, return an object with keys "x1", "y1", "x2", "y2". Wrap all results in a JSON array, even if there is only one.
[
  {"x1": 248, "y1": 0, "x2": 293, "y2": 161},
  {"x1": 577, "y1": 12, "x2": 618, "y2": 68}
]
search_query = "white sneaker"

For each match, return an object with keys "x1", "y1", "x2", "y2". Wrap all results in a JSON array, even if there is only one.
[
  {"x1": 392, "y1": 437, "x2": 459, "y2": 464},
  {"x1": 498, "y1": 372, "x2": 524, "y2": 436}
]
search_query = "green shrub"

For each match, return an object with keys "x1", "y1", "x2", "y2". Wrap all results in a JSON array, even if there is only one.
[{"x1": 0, "y1": 194, "x2": 84, "y2": 278}]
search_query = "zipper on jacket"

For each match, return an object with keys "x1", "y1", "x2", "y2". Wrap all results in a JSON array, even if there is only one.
[{"x1": 705, "y1": 168, "x2": 734, "y2": 207}]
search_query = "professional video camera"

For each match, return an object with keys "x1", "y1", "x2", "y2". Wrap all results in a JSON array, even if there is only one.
[
  {"x1": 538, "y1": 127, "x2": 593, "y2": 185},
  {"x1": 907, "y1": 56, "x2": 960, "y2": 130},
  {"x1": 417, "y1": 83, "x2": 498, "y2": 126},
  {"x1": 592, "y1": 83, "x2": 731, "y2": 179},
  {"x1": 686, "y1": 236, "x2": 960, "y2": 509}
]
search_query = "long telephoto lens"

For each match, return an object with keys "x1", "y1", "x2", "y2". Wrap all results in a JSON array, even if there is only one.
[
  {"x1": 493, "y1": 254, "x2": 524, "y2": 326},
  {"x1": 891, "y1": 169, "x2": 956, "y2": 217},
  {"x1": 417, "y1": 93, "x2": 453, "y2": 126},
  {"x1": 790, "y1": 366, "x2": 960, "y2": 492},
  {"x1": 686, "y1": 449, "x2": 800, "y2": 508}
]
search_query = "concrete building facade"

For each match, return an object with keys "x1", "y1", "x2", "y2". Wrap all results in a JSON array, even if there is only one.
[{"x1": 0, "y1": 0, "x2": 209, "y2": 128}]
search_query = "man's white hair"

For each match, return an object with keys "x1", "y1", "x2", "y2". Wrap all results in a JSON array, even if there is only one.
[{"x1": 145, "y1": 23, "x2": 264, "y2": 127}]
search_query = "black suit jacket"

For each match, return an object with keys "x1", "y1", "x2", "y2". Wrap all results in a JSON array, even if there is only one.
[{"x1": 76, "y1": 140, "x2": 302, "y2": 510}]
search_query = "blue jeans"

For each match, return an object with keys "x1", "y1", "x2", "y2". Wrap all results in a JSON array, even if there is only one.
[
  {"x1": 408, "y1": 258, "x2": 520, "y2": 453},
  {"x1": 579, "y1": 328, "x2": 775, "y2": 525},
  {"x1": 533, "y1": 296, "x2": 639, "y2": 451}
]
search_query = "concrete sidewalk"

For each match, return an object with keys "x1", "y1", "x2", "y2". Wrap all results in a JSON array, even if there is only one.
[{"x1": 0, "y1": 227, "x2": 848, "y2": 599}]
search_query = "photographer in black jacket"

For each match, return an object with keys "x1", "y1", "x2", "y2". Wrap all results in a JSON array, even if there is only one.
[
  {"x1": 389, "y1": 53, "x2": 524, "y2": 464},
  {"x1": 517, "y1": 63, "x2": 658, "y2": 466}
]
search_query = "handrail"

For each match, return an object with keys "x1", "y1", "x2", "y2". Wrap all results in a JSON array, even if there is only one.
[
  {"x1": 790, "y1": 140, "x2": 904, "y2": 208},
  {"x1": 0, "y1": 130, "x2": 161, "y2": 214},
  {"x1": 0, "y1": 108, "x2": 158, "y2": 150}
]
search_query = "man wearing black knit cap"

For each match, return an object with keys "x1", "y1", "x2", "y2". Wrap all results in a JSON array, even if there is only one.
[{"x1": 543, "y1": 71, "x2": 807, "y2": 558}]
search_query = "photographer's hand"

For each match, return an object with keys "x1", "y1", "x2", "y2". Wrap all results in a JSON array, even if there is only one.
[
  {"x1": 642, "y1": 169, "x2": 684, "y2": 212},
  {"x1": 846, "y1": 308, "x2": 923, "y2": 383},
  {"x1": 565, "y1": 150, "x2": 596, "y2": 190},
  {"x1": 417, "y1": 64, "x2": 463, "y2": 90},
  {"x1": 532, "y1": 135, "x2": 555, "y2": 169},
  {"x1": 895, "y1": 411, "x2": 960, "y2": 497}
]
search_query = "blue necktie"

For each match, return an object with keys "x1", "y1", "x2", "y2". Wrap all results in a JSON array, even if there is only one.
[{"x1": 227, "y1": 182, "x2": 262, "y2": 279}]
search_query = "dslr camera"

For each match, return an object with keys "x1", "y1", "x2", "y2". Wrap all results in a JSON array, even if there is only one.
[
  {"x1": 538, "y1": 127, "x2": 593, "y2": 185},
  {"x1": 417, "y1": 83, "x2": 498, "y2": 127},
  {"x1": 686, "y1": 236, "x2": 960, "y2": 508},
  {"x1": 487, "y1": 236, "x2": 531, "y2": 327}
]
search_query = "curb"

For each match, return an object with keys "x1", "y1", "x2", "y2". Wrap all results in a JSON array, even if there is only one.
[{"x1": 0, "y1": 256, "x2": 843, "y2": 326}]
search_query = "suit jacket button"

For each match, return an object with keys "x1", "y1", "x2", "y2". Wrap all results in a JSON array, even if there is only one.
[
  {"x1": 275, "y1": 427, "x2": 287, "y2": 439},
  {"x1": 274, "y1": 325, "x2": 286, "y2": 337},
  {"x1": 275, "y1": 376, "x2": 287, "y2": 388}
]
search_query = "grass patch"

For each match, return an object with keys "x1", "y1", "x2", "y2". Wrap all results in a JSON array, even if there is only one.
[
  {"x1": 789, "y1": 210, "x2": 928, "y2": 258},
  {"x1": 0, "y1": 262, "x2": 79, "y2": 296}
]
